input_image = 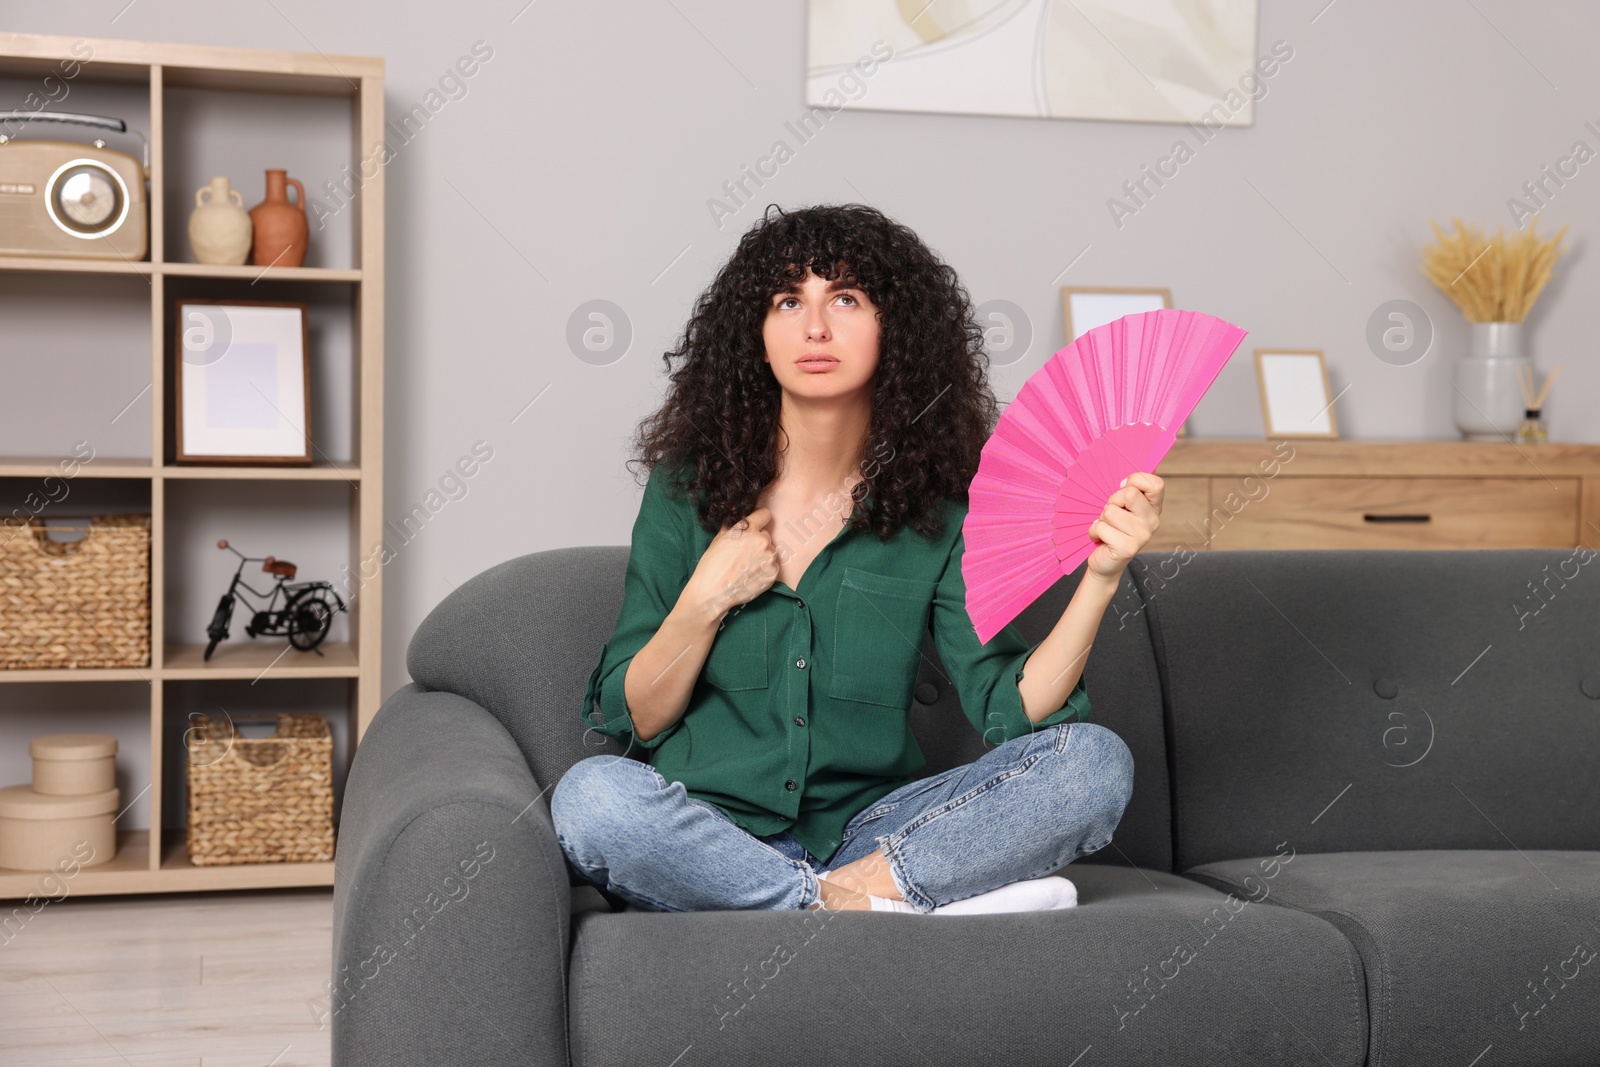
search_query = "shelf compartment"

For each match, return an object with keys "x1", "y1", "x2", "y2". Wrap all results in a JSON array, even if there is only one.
[
  {"x1": 162, "y1": 677, "x2": 351, "y2": 865},
  {"x1": 0, "y1": 273, "x2": 155, "y2": 462},
  {"x1": 164, "y1": 479, "x2": 355, "y2": 650},
  {"x1": 0, "y1": 477, "x2": 155, "y2": 678},
  {"x1": 161, "y1": 277, "x2": 359, "y2": 467},
  {"x1": 0, "y1": 62, "x2": 154, "y2": 271},
  {"x1": 0, "y1": 681, "x2": 153, "y2": 851},
  {"x1": 163, "y1": 86, "x2": 359, "y2": 272},
  {"x1": 163, "y1": 641, "x2": 357, "y2": 678}
]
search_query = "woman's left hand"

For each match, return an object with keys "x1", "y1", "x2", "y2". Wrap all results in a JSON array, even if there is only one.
[{"x1": 1086, "y1": 471, "x2": 1164, "y2": 582}]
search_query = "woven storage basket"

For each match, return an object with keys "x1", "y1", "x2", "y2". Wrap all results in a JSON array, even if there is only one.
[
  {"x1": 0, "y1": 514, "x2": 150, "y2": 669},
  {"x1": 185, "y1": 712, "x2": 335, "y2": 866}
]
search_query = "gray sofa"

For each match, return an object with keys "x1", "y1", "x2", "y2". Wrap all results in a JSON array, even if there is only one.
[{"x1": 331, "y1": 545, "x2": 1600, "y2": 1067}]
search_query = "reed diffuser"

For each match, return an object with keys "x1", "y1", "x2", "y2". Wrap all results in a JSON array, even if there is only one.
[
  {"x1": 1515, "y1": 362, "x2": 1560, "y2": 443},
  {"x1": 1421, "y1": 215, "x2": 1569, "y2": 440}
]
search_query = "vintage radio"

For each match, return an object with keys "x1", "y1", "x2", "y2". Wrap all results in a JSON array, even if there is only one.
[{"x1": 0, "y1": 111, "x2": 149, "y2": 260}]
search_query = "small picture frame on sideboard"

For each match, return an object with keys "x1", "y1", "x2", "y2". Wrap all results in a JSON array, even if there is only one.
[
  {"x1": 1255, "y1": 347, "x2": 1339, "y2": 439},
  {"x1": 174, "y1": 299, "x2": 312, "y2": 465},
  {"x1": 1060, "y1": 285, "x2": 1188, "y2": 438}
]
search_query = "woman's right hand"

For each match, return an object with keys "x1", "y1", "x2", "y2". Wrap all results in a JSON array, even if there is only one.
[{"x1": 681, "y1": 507, "x2": 780, "y2": 624}]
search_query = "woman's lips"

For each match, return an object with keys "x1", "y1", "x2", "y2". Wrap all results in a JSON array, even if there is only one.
[{"x1": 797, "y1": 357, "x2": 838, "y2": 373}]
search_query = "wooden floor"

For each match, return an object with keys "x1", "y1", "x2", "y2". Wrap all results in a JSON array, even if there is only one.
[{"x1": 2, "y1": 888, "x2": 333, "y2": 1066}]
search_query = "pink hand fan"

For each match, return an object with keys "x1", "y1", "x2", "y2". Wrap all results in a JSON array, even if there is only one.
[{"x1": 962, "y1": 308, "x2": 1247, "y2": 644}]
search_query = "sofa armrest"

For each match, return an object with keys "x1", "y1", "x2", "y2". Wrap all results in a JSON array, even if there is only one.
[{"x1": 330, "y1": 683, "x2": 570, "y2": 1067}]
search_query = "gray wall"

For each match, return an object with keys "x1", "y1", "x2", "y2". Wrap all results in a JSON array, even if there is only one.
[{"x1": 2, "y1": 2, "x2": 1597, "y2": 818}]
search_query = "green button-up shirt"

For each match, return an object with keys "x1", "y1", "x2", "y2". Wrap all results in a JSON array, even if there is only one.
[{"x1": 580, "y1": 461, "x2": 1090, "y2": 865}]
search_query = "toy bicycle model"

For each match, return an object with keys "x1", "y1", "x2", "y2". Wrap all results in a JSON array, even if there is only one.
[{"x1": 203, "y1": 539, "x2": 346, "y2": 661}]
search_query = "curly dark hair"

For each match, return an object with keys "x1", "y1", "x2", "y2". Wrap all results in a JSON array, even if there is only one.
[{"x1": 626, "y1": 202, "x2": 1002, "y2": 541}]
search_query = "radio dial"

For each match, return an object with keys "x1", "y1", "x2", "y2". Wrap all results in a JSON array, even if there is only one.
[{"x1": 46, "y1": 161, "x2": 127, "y2": 236}]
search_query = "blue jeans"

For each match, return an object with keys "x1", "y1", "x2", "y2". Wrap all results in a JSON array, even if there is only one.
[{"x1": 550, "y1": 720, "x2": 1134, "y2": 913}]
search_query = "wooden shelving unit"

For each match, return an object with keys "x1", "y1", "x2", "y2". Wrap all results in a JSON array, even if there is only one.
[{"x1": 0, "y1": 33, "x2": 384, "y2": 900}]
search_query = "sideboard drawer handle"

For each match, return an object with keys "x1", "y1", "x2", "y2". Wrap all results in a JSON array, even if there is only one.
[{"x1": 1363, "y1": 513, "x2": 1431, "y2": 523}]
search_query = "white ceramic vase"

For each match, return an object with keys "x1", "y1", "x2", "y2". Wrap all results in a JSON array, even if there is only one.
[
  {"x1": 187, "y1": 176, "x2": 252, "y2": 265},
  {"x1": 1454, "y1": 322, "x2": 1530, "y2": 441}
]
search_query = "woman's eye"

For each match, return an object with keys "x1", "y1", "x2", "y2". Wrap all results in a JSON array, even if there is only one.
[{"x1": 774, "y1": 292, "x2": 859, "y2": 309}]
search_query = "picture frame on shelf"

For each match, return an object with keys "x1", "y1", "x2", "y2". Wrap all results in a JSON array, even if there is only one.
[
  {"x1": 1060, "y1": 285, "x2": 1188, "y2": 438},
  {"x1": 173, "y1": 299, "x2": 312, "y2": 465},
  {"x1": 1255, "y1": 347, "x2": 1339, "y2": 439}
]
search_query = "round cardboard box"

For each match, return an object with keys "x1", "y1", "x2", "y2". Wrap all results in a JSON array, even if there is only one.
[
  {"x1": 30, "y1": 732, "x2": 117, "y2": 796},
  {"x1": 0, "y1": 784, "x2": 118, "y2": 871}
]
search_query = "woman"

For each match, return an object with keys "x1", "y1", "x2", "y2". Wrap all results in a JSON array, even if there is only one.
[{"x1": 553, "y1": 203, "x2": 1161, "y2": 914}]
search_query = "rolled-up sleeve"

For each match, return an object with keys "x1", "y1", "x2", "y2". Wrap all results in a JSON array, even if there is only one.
[
  {"x1": 930, "y1": 527, "x2": 1090, "y2": 747},
  {"x1": 580, "y1": 464, "x2": 693, "y2": 750}
]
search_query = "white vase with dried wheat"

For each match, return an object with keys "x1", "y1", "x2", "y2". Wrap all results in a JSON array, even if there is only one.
[{"x1": 1422, "y1": 216, "x2": 1569, "y2": 441}]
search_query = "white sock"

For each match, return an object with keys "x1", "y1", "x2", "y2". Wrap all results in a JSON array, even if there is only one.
[
  {"x1": 930, "y1": 874, "x2": 1078, "y2": 914},
  {"x1": 819, "y1": 871, "x2": 1077, "y2": 914},
  {"x1": 869, "y1": 893, "x2": 920, "y2": 912}
]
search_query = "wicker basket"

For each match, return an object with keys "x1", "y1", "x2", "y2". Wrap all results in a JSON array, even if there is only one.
[
  {"x1": 0, "y1": 514, "x2": 150, "y2": 670},
  {"x1": 185, "y1": 712, "x2": 335, "y2": 866}
]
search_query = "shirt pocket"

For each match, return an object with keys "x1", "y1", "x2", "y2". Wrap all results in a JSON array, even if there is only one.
[
  {"x1": 704, "y1": 607, "x2": 769, "y2": 691},
  {"x1": 830, "y1": 566, "x2": 937, "y2": 710}
]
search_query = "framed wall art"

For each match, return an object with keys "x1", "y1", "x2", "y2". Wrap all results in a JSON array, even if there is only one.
[
  {"x1": 174, "y1": 299, "x2": 312, "y2": 465},
  {"x1": 806, "y1": 0, "x2": 1262, "y2": 127}
]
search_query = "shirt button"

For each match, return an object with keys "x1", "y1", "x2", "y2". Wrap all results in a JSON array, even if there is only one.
[
  {"x1": 793, "y1": 715, "x2": 806, "y2": 727},
  {"x1": 785, "y1": 779, "x2": 797, "y2": 791},
  {"x1": 796, "y1": 658, "x2": 806, "y2": 669},
  {"x1": 797, "y1": 599, "x2": 805, "y2": 609}
]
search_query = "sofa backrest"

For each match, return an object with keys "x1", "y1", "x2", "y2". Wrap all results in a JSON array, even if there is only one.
[
  {"x1": 406, "y1": 545, "x2": 1175, "y2": 872},
  {"x1": 1139, "y1": 547, "x2": 1600, "y2": 871},
  {"x1": 915, "y1": 566, "x2": 1173, "y2": 872}
]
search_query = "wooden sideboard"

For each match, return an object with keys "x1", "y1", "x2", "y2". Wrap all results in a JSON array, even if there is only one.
[{"x1": 1146, "y1": 439, "x2": 1600, "y2": 551}]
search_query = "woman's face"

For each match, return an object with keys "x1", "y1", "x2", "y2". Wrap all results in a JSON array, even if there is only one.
[{"x1": 762, "y1": 267, "x2": 881, "y2": 399}]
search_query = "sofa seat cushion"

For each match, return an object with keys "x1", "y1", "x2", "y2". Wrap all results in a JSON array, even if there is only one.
[
  {"x1": 1186, "y1": 850, "x2": 1600, "y2": 1067},
  {"x1": 567, "y1": 865, "x2": 1365, "y2": 1067},
  {"x1": 572, "y1": 884, "x2": 615, "y2": 916}
]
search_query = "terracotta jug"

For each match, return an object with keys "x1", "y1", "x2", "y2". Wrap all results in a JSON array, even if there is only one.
[
  {"x1": 249, "y1": 168, "x2": 308, "y2": 268},
  {"x1": 188, "y1": 176, "x2": 252, "y2": 265}
]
